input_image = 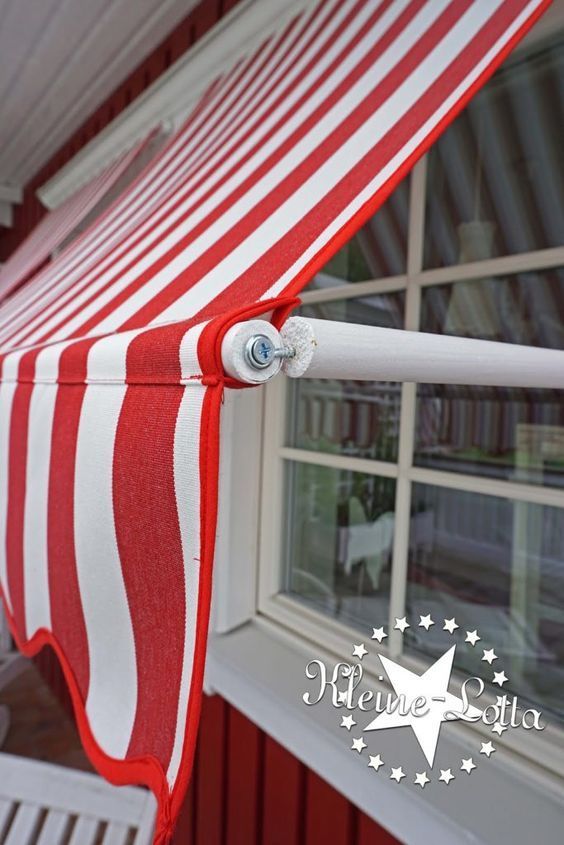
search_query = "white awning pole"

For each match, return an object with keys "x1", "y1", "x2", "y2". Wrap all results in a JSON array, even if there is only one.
[{"x1": 221, "y1": 317, "x2": 564, "y2": 389}]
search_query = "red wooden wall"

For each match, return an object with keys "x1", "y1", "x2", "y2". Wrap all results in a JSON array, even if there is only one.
[
  {"x1": 36, "y1": 645, "x2": 401, "y2": 845},
  {"x1": 6, "y1": 4, "x2": 402, "y2": 842}
]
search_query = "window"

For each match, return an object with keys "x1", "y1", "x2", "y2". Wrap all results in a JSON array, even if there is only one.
[{"x1": 259, "y1": 34, "x2": 564, "y2": 754}]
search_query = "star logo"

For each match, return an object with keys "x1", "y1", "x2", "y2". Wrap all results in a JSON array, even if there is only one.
[
  {"x1": 394, "y1": 617, "x2": 409, "y2": 633},
  {"x1": 480, "y1": 742, "x2": 495, "y2": 758},
  {"x1": 390, "y1": 766, "x2": 405, "y2": 783},
  {"x1": 351, "y1": 737, "x2": 367, "y2": 753},
  {"x1": 465, "y1": 630, "x2": 480, "y2": 647},
  {"x1": 439, "y1": 768, "x2": 455, "y2": 784},
  {"x1": 371, "y1": 627, "x2": 387, "y2": 643},
  {"x1": 368, "y1": 754, "x2": 384, "y2": 772},
  {"x1": 352, "y1": 643, "x2": 368, "y2": 660},
  {"x1": 461, "y1": 757, "x2": 476, "y2": 774},
  {"x1": 492, "y1": 722, "x2": 507, "y2": 736},
  {"x1": 443, "y1": 618, "x2": 459, "y2": 634},
  {"x1": 414, "y1": 771, "x2": 430, "y2": 788},
  {"x1": 482, "y1": 648, "x2": 497, "y2": 664},
  {"x1": 341, "y1": 715, "x2": 356, "y2": 731},
  {"x1": 493, "y1": 671, "x2": 508, "y2": 687},
  {"x1": 364, "y1": 645, "x2": 481, "y2": 767},
  {"x1": 419, "y1": 614, "x2": 435, "y2": 630}
]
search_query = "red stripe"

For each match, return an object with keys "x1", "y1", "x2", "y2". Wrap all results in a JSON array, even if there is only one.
[
  {"x1": 47, "y1": 345, "x2": 91, "y2": 698},
  {"x1": 5, "y1": 379, "x2": 33, "y2": 639},
  {"x1": 112, "y1": 380, "x2": 186, "y2": 771}
]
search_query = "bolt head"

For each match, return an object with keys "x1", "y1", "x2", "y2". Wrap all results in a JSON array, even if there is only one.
[{"x1": 245, "y1": 335, "x2": 276, "y2": 369}]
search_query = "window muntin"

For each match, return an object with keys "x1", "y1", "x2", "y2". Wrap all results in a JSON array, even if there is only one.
[
  {"x1": 262, "y1": 34, "x2": 564, "y2": 745},
  {"x1": 287, "y1": 294, "x2": 405, "y2": 463}
]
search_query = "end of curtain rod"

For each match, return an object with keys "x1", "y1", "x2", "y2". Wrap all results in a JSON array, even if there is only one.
[{"x1": 221, "y1": 317, "x2": 564, "y2": 390}]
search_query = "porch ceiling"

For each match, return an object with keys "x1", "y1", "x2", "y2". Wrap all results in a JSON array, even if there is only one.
[{"x1": 0, "y1": 0, "x2": 198, "y2": 193}]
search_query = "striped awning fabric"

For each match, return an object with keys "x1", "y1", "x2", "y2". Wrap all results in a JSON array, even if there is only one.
[
  {"x1": 0, "y1": 134, "x2": 154, "y2": 302},
  {"x1": 0, "y1": 1, "x2": 548, "y2": 842}
]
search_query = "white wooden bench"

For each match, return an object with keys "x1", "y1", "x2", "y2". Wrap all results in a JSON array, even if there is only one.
[{"x1": 0, "y1": 753, "x2": 156, "y2": 845}]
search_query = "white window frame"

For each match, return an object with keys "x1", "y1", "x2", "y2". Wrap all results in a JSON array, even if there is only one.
[{"x1": 257, "y1": 140, "x2": 564, "y2": 779}]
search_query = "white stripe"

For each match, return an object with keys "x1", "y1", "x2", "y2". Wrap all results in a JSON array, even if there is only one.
[
  {"x1": 179, "y1": 322, "x2": 208, "y2": 380},
  {"x1": 167, "y1": 383, "x2": 204, "y2": 787},
  {"x1": 74, "y1": 381, "x2": 137, "y2": 758},
  {"x1": 23, "y1": 381, "x2": 57, "y2": 636}
]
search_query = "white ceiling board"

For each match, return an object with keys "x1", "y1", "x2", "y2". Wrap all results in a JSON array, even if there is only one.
[{"x1": 0, "y1": 0, "x2": 199, "y2": 188}]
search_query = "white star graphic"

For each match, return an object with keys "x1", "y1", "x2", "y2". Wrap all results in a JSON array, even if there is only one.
[
  {"x1": 493, "y1": 671, "x2": 508, "y2": 687},
  {"x1": 351, "y1": 737, "x2": 367, "y2": 753},
  {"x1": 419, "y1": 614, "x2": 435, "y2": 630},
  {"x1": 364, "y1": 645, "x2": 481, "y2": 767},
  {"x1": 341, "y1": 715, "x2": 356, "y2": 731},
  {"x1": 390, "y1": 767, "x2": 405, "y2": 783},
  {"x1": 414, "y1": 771, "x2": 430, "y2": 788},
  {"x1": 482, "y1": 648, "x2": 497, "y2": 664},
  {"x1": 394, "y1": 617, "x2": 410, "y2": 633},
  {"x1": 439, "y1": 768, "x2": 455, "y2": 784},
  {"x1": 461, "y1": 757, "x2": 476, "y2": 774},
  {"x1": 353, "y1": 643, "x2": 368, "y2": 660},
  {"x1": 368, "y1": 754, "x2": 384, "y2": 772},
  {"x1": 480, "y1": 741, "x2": 495, "y2": 758},
  {"x1": 492, "y1": 722, "x2": 507, "y2": 736},
  {"x1": 372, "y1": 627, "x2": 387, "y2": 643},
  {"x1": 443, "y1": 618, "x2": 459, "y2": 634},
  {"x1": 465, "y1": 630, "x2": 480, "y2": 647}
]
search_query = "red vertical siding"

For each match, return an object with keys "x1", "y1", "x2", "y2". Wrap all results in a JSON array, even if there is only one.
[
  {"x1": 0, "y1": 0, "x2": 243, "y2": 261},
  {"x1": 35, "y1": 647, "x2": 402, "y2": 845}
]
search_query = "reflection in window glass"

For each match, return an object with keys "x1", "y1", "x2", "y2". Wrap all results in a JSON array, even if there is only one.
[
  {"x1": 306, "y1": 178, "x2": 409, "y2": 290},
  {"x1": 424, "y1": 38, "x2": 564, "y2": 268},
  {"x1": 405, "y1": 484, "x2": 564, "y2": 728},
  {"x1": 287, "y1": 295, "x2": 405, "y2": 462},
  {"x1": 284, "y1": 463, "x2": 395, "y2": 631},
  {"x1": 416, "y1": 270, "x2": 564, "y2": 487}
]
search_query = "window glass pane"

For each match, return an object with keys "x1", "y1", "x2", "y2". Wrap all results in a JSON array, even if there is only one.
[
  {"x1": 405, "y1": 484, "x2": 564, "y2": 729},
  {"x1": 415, "y1": 269, "x2": 564, "y2": 487},
  {"x1": 287, "y1": 294, "x2": 405, "y2": 462},
  {"x1": 424, "y1": 38, "x2": 564, "y2": 268},
  {"x1": 283, "y1": 462, "x2": 395, "y2": 630},
  {"x1": 306, "y1": 178, "x2": 409, "y2": 290}
]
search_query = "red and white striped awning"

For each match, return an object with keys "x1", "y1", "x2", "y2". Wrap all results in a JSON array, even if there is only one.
[
  {"x1": 0, "y1": 133, "x2": 154, "y2": 302},
  {"x1": 0, "y1": 1, "x2": 548, "y2": 842}
]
